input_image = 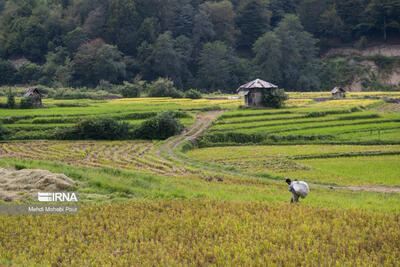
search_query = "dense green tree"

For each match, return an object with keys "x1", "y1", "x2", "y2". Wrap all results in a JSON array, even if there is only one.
[
  {"x1": 360, "y1": 0, "x2": 400, "y2": 41},
  {"x1": 136, "y1": 41, "x2": 155, "y2": 80},
  {"x1": 151, "y1": 32, "x2": 192, "y2": 88},
  {"x1": 83, "y1": 6, "x2": 107, "y2": 38},
  {"x1": 41, "y1": 47, "x2": 70, "y2": 85},
  {"x1": 253, "y1": 15, "x2": 319, "y2": 91},
  {"x1": 253, "y1": 32, "x2": 282, "y2": 84},
  {"x1": 0, "y1": 59, "x2": 16, "y2": 85},
  {"x1": 173, "y1": 3, "x2": 194, "y2": 37},
  {"x1": 192, "y1": 9, "x2": 215, "y2": 45},
  {"x1": 198, "y1": 41, "x2": 241, "y2": 91},
  {"x1": 72, "y1": 39, "x2": 126, "y2": 87},
  {"x1": 200, "y1": 1, "x2": 237, "y2": 45},
  {"x1": 136, "y1": 17, "x2": 161, "y2": 46},
  {"x1": 269, "y1": 0, "x2": 300, "y2": 26},
  {"x1": 106, "y1": 0, "x2": 140, "y2": 55},
  {"x1": 63, "y1": 27, "x2": 89, "y2": 53},
  {"x1": 0, "y1": 0, "x2": 399, "y2": 90},
  {"x1": 236, "y1": 0, "x2": 271, "y2": 49},
  {"x1": 16, "y1": 62, "x2": 43, "y2": 84}
]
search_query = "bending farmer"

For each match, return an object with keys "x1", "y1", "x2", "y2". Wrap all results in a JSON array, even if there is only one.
[{"x1": 286, "y1": 178, "x2": 309, "y2": 203}]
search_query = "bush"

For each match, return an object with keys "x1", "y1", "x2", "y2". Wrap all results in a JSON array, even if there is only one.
[
  {"x1": 261, "y1": 88, "x2": 288, "y2": 108},
  {"x1": 20, "y1": 97, "x2": 34, "y2": 109},
  {"x1": 134, "y1": 111, "x2": 183, "y2": 140},
  {"x1": 185, "y1": 89, "x2": 202, "y2": 99},
  {"x1": 0, "y1": 123, "x2": 9, "y2": 140},
  {"x1": 147, "y1": 78, "x2": 183, "y2": 98},
  {"x1": 96, "y1": 80, "x2": 112, "y2": 92},
  {"x1": 60, "y1": 117, "x2": 130, "y2": 140},
  {"x1": 52, "y1": 88, "x2": 119, "y2": 100},
  {"x1": 120, "y1": 81, "x2": 142, "y2": 98},
  {"x1": 7, "y1": 89, "x2": 15, "y2": 108}
]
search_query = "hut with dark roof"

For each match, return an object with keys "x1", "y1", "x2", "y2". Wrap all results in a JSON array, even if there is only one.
[
  {"x1": 23, "y1": 88, "x2": 43, "y2": 108},
  {"x1": 331, "y1": 87, "x2": 346, "y2": 99},
  {"x1": 237, "y1": 79, "x2": 278, "y2": 106}
]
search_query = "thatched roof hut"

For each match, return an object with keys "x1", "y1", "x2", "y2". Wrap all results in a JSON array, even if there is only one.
[
  {"x1": 24, "y1": 88, "x2": 43, "y2": 108},
  {"x1": 331, "y1": 87, "x2": 346, "y2": 99},
  {"x1": 237, "y1": 79, "x2": 278, "y2": 106}
]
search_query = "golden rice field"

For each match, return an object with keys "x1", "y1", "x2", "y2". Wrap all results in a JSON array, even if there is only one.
[
  {"x1": 311, "y1": 99, "x2": 382, "y2": 108},
  {"x1": 287, "y1": 91, "x2": 400, "y2": 98},
  {"x1": 1, "y1": 200, "x2": 399, "y2": 266}
]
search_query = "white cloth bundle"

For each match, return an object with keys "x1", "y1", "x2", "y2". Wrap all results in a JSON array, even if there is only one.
[{"x1": 290, "y1": 181, "x2": 309, "y2": 198}]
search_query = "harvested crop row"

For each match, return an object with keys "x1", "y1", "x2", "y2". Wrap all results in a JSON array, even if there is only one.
[{"x1": 0, "y1": 141, "x2": 186, "y2": 175}]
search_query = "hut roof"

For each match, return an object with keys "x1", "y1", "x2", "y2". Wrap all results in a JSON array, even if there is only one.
[
  {"x1": 24, "y1": 88, "x2": 42, "y2": 97},
  {"x1": 331, "y1": 87, "x2": 346, "y2": 94},
  {"x1": 237, "y1": 79, "x2": 277, "y2": 92}
]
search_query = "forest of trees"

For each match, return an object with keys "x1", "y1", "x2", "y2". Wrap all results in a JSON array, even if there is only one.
[{"x1": 0, "y1": 0, "x2": 399, "y2": 92}]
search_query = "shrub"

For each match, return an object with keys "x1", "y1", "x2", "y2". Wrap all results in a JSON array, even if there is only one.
[
  {"x1": 7, "y1": 89, "x2": 15, "y2": 108},
  {"x1": 120, "y1": 81, "x2": 142, "y2": 98},
  {"x1": 20, "y1": 97, "x2": 34, "y2": 109},
  {"x1": 96, "y1": 80, "x2": 112, "y2": 92},
  {"x1": 61, "y1": 117, "x2": 130, "y2": 140},
  {"x1": 134, "y1": 111, "x2": 183, "y2": 140},
  {"x1": 261, "y1": 88, "x2": 288, "y2": 108},
  {"x1": 185, "y1": 89, "x2": 202, "y2": 99},
  {"x1": 0, "y1": 123, "x2": 9, "y2": 140},
  {"x1": 147, "y1": 78, "x2": 183, "y2": 98}
]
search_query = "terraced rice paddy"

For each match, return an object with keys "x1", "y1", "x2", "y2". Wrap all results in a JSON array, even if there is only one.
[
  {"x1": 0, "y1": 97, "x2": 241, "y2": 140},
  {"x1": 201, "y1": 99, "x2": 400, "y2": 145},
  {"x1": 1, "y1": 93, "x2": 400, "y2": 266}
]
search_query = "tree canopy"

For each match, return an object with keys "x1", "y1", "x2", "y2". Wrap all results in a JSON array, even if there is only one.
[{"x1": 0, "y1": 0, "x2": 398, "y2": 92}]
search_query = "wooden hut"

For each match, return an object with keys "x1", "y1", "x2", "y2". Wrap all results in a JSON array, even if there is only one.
[
  {"x1": 237, "y1": 79, "x2": 278, "y2": 106},
  {"x1": 23, "y1": 88, "x2": 43, "y2": 108},
  {"x1": 331, "y1": 87, "x2": 346, "y2": 99}
]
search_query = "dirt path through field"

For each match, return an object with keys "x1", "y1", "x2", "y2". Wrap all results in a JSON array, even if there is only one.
[
  {"x1": 155, "y1": 110, "x2": 225, "y2": 161},
  {"x1": 157, "y1": 110, "x2": 400, "y2": 194},
  {"x1": 316, "y1": 184, "x2": 400, "y2": 194}
]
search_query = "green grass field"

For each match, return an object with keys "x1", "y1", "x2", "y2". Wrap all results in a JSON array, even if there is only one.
[
  {"x1": 1, "y1": 93, "x2": 400, "y2": 266},
  {"x1": 187, "y1": 145, "x2": 400, "y2": 186}
]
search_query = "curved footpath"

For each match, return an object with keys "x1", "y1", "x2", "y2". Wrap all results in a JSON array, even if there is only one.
[{"x1": 156, "y1": 110, "x2": 400, "y2": 194}]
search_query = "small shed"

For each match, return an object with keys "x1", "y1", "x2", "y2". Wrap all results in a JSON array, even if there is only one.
[
  {"x1": 237, "y1": 79, "x2": 278, "y2": 106},
  {"x1": 24, "y1": 88, "x2": 43, "y2": 108},
  {"x1": 331, "y1": 87, "x2": 346, "y2": 99}
]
